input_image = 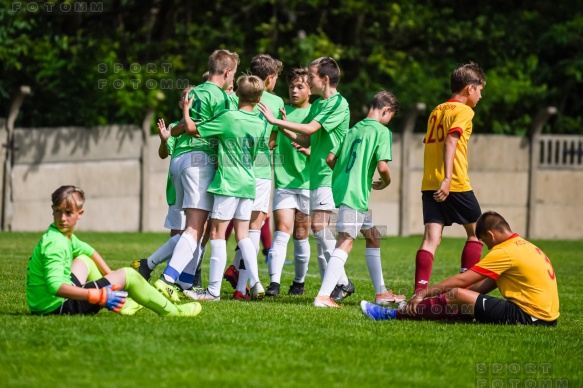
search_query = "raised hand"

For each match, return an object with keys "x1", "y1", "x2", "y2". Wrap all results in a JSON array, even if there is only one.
[{"x1": 157, "y1": 119, "x2": 170, "y2": 142}]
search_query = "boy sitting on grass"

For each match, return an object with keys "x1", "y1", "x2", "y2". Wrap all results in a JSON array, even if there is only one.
[{"x1": 26, "y1": 185, "x2": 201, "y2": 317}]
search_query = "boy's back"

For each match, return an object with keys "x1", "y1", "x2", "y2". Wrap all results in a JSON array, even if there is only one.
[
  {"x1": 253, "y1": 90, "x2": 285, "y2": 180},
  {"x1": 197, "y1": 110, "x2": 264, "y2": 199},
  {"x1": 332, "y1": 118, "x2": 392, "y2": 212}
]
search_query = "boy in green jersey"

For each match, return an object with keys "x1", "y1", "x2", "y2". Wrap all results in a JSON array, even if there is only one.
[
  {"x1": 313, "y1": 91, "x2": 405, "y2": 308},
  {"x1": 26, "y1": 185, "x2": 202, "y2": 317},
  {"x1": 222, "y1": 54, "x2": 285, "y2": 300},
  {"x1": 182, "y1": 75, "x2": 268, "y2": 301},
  {"x1": 150, "y1": 50, "x2": 239, "y2": 302},
  {"x1": 263, "y1": 68, "x2": 312, "y2": 297},
  {"x1": 259, "y1": 57, "x2": 354, "y2": 300}
]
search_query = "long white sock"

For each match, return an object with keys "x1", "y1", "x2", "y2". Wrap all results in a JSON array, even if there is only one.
[
  {"x1": 147, "y1": 234, "x2": 180, "y2": 269},
  {"x1": 314, "y1": 227, "x2": 349, "y2": 285},
  {"x1": 207, "y1": 239, "x2": 226, "y2": 297},
  {"x1": 316, "y1": 243, "x2": 326, "y2": 280},
  {"x1": 163, "y1": 232, "x2": 197, "y2": 282},
  {"x1": 293, "y1": 238, "x2": 310, "y2": 283},
  {"x1": 236, "y1": 254, "x2": 248, "y2": 294},
  {"x1": 249, "y1": 229, "x2": 261, "y2": 254},
  {"x1": 318, "y1": 249, "x2": 348, "y2": 297},
  {"x1": 177, "y1": 245, "x2": 202, "y2": 290},
  {"x1": 239, "y1": 237, "x2": 260, "y2": 287},
  {"x1": 365, "y1": 248, "x2": 385, "y2": 294},
  {"x1": 267, "y1": 231, "x2": 290, "y2": 284}
]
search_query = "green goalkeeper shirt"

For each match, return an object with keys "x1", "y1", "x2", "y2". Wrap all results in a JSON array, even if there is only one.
[{"x1": 26, "y1": 224, "x2": 95, "y2": 314}]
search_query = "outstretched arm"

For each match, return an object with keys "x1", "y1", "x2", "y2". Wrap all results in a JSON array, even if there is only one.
[
  {"x1": 182, "y1": 95, "x2": 200, "y2": 137},
  {"x1": 157, "y1": 119, "x2": 170, "y2": 159},
  {"x1": 258, "y1": 102, "x2": 321, "y2": 136}
]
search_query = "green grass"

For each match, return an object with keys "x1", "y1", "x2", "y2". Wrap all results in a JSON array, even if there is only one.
[{"x1": 1, "y1": 232, "x2": 581, "y2": 387}]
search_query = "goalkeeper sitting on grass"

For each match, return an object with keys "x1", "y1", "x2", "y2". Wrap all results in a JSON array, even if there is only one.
[{"x1": 25, "y1": 185, "x2": 202, "y2": 317}]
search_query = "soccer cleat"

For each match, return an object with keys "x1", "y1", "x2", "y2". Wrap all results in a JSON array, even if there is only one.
[
  {"x1": 233, "y1": 290, "x2": 249, "y2": 301},
  {"x1": 183, "y1": 288, "x2": 220, "y2": 301},
  {"x1": 176, "y1": 302, "x2": 202, "y2": 317},
  {"x1": 265, "y1": 282, "x2": 280, "y2": 297},
  {"x1": 360, "y1": 300, "x2": 397, "y2": 320},
  {"x1": 288, "y1": 281, "x2": 305, "y2": 295},
  {"x1": 119, "y1": 297, "x2": 144, "y2": 316},
  {"x1": 249, "y1": 282, "x2": 265, "y2": 301},
  {"x1": 131, "y1": 258, "x2": 152, "y2": 281},
  {"x1": 154, "y1": 278, "x2": 181, "y2": 302},
  {"x1": 375, "y1": 290, "x2": 407, "y2": 306},
  {"x1": 223, "y1": 265, "x2": 239, "y2": 289},
  {"x1": 314, "y1": 296, "x2": 341, "y2": 308},
  {"x1": 330, "y1": 279, "x2": 355, "y2": 301}
]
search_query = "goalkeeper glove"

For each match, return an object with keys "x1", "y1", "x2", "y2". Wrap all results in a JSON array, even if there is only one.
[{"x1": 87, "y1": 284, "x2": 128, "y2": 313}]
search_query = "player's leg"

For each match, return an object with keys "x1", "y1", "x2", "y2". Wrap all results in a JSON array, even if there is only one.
[
  {"x1": 415, "y1": 222, "x2": 443, "y2": 294},
  {"x1": 314, "y1": 231, "x2": 353, "y2": 308},
  {"x1": 260, "y1": 216, "x2": 272, "y2": 258},
  {"x1": 289, "y1": 206, "x2": 311, "y2": 295},
  {"x1": 461, "y1": 222, "x2": 483, "y2": 272}
]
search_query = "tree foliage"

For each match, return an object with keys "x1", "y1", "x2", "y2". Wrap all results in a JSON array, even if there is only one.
[{"x1": 1, "y1": 0, "x2": 581, "y2": 135}]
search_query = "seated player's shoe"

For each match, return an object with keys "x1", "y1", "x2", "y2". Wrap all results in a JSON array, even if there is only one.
[
  {"x1": 176, "y1": 302, "x2": 202, "y2": 317},
  {"x1": 154, "y1": 277, "x2": 181, "y2": 302},
  {"x1": 233, "y1": 290, "x2": 249, "y2": 301},
  {"x1": 249, "y1": 282, "x2": 265, "y2": 301},
  {"x1": 330, "y1": 279, "x2": 355, "y2": 301},
  {"x1": 288, "y1": 281, "x2": 305, "y2": 295},
  {"x1": 223, "y1": 265, "x2": 239, "y2": 289},
  {"x1": 265, "y1": 282, "x2": 280, "y2": 297},
  {"x1": 183, "y1": 288, "x2": 220, "y2": 301},
  {"x1": 375, "y1": 290, "x2": 407, "y2": 306},
  {"x1": 131, "y1": 258, "x2": 152, "y2": 281},
  {"x1": 313, "y1": 296, "x2": 341, "y2": 308},
  {"x1": 119, "y1": 297, "x2": 144, "y2": 316},
  {"x1": 360, "y1": 300, "x2": 396, "y2": 320}
]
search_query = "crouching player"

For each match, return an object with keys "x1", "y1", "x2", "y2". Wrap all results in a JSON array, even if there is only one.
[
  {"x1": 313, "y1": 91, "x2": 405, "y2": 308},
  {"x1": 361, "y1": 211, "x2": 560, "y2": 326},
  {"x1": 26, "y1": 185, "x2": 202, "y2": 317}
]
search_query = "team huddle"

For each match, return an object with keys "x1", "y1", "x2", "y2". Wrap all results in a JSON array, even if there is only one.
[{"x1": 25, "y1": 50, "x2": 560, "y2": 326}]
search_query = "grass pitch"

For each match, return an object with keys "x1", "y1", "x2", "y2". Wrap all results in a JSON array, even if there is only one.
[{"x1": 1, "y1": 231, "x2": 581, "y2": 387}]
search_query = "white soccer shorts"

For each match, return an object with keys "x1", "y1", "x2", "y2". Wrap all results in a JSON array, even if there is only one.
[
  {"x1": 163, "y1": 204, "x2": 186, "y2": 231},
  {"x1": 211, "y1": 195, "x2": 253, "y2": 221},
  {"x1": 170, "y1": 151, "x2": 215, "y2": 211},
  {"x1": 335, "y1": 205, "x2": 374, "y2": 239},
  {"x1": 310, "y1": 186, "x2": 336, "y2": 214},
  {"x1": 251, "y1": 178, "x2": 272, "y2": 213},
  {"x1": 273, "y1": 188, "x2": 310, "y2": 215}
]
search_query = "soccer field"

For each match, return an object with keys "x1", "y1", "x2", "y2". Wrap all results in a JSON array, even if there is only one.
[{"x1": 1, "y1": 232, "x2": 581, "y2": 387}]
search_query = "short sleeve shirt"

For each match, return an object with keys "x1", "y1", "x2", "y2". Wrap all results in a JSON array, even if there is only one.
[
  {"x1": 253, "y1": 91, "x2": 285, "y2": 180},
  {"x1": 471, "y1": 234, "x2": 560, "y2": 321},
  {"x1": 197, "y1": 110, "x2": 264, "y2": 199},
  {"x1": 308, "y1": 93, "x2": 350, "y2": 189},
  {"x1": 26, "y1": 225, "x2": 95, "y2": 314},
  {"x1": 273, "y1": 105, "x2": 311, "y2": 189},
  {"x1": 331, "y1": 119, "x2": 392, "y2": 212}
]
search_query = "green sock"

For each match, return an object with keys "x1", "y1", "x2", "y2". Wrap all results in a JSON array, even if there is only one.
[
  {"x1": 123, "y1": 268, "x2": 178, "y2": 316},
  {"x1": 77, "y1": 254, "x2": 103, "y2": 281}
]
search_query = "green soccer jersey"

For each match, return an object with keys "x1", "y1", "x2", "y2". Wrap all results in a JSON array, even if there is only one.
[
  {"x1": 273, "y1": 105, "x2": 311, "y2": 189},
  {"x1": 253, "y1": 91, "x2": 285, "y2": 180},
  {"x1": 228, "y1": 92, "x2": 239, "y2": 109},
  {"x1": 331, "y1": 118, "x2": 393, "y2": 212},
  {"x1": 308, "y1": 93, "x2": 350, "y2": 189},
  {"x1": 172, "y1": 81, "x2": 232, "y2": 158},
  {"x1": 197, "y1": 110, "x2": 264, "y2": 199},
  {"x1": 165, "y1": 127, "x2": 178, "y2": 206},
  {"x1": 26, "y1": 224, "x2": 95, "y2": 314}
]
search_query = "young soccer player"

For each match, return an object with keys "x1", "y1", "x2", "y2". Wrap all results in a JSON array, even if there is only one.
[
  {"x1": 263, "y1": 68, "x2": 312, "y2": 296},
  {"x1": 413, "y1": 62, "x2": 486, "y2": 296},
  {"x1": 361, "y1": 211, "x2": 560, "y2": 326},
  {"x1": 26, "y1": 185, "x2": 202, "y2": 317},
  {"x1": 152, "y1": 49, "x2": 239, "y2": 302},
  {"x1": 222, "y1": 54, "x2": 285, "y2": 300},
  {"x1": 259, "y1": 57, "x2": 353, "y2": 300},
  {"x1": 182, "y1": 75, "x2": 267, "y2": 301},
  {"x1": 313, "y1": 91, "x2": 405, "y2": 308}
]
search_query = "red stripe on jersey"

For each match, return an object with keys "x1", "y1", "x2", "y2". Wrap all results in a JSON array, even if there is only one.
[
  {"x1": 448, "y1": 127, "x2": 463, "y2": 134},
  {"x1": 470, "y1": 266, "x2": 500, "y2": 280},
  {"x1": 447, "y1": 99, "x2": 463, "y2": 103}
]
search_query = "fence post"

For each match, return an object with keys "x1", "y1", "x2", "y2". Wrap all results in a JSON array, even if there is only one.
[
  {"x1": 526, "y1": 106, "x2": 557, "y2": 238},
  {"x1": 2, "y1": 86, "x2": 31, "y2": 231},
  {"x1": 140, "y1": 107, "x2": 154, "y2": 232},
  {"x1": 399, "y1": 103, "x2": 426, "y2": 236}
]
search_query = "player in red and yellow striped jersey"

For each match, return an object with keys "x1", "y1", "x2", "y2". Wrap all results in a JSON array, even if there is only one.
[
  {"x1": 361, "y1": 211, "x2": 559, "y2": 325},
  {"x1": 414, "y1": 62, "x2": 487, "y2": 295}
]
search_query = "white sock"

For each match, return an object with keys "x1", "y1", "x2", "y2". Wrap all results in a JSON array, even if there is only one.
[
  {"x1": 293, "y1": 238, "x2": 310, "y2": 283},
  {"x1": 147, "y1": 234, "x2": 180, "y2": 269},
  {"x1": 365, "y1": 248, "x2": 385, "y2": 294},
  {"x1": 239, "y1": 237, "x2": 260, "y2": 287},
  {"x1": 316, "y1": 243, "x2": 326, "y2": 280},
  {"x1": 176, "y1": 246, "x2": 202, "y2": 290},
  {"x1": 249, "y1": 229, "x2": 261, "y2": 254},
  {"x1": 163, "y1": 232, "x2": 197, "y2": 283},
  {"x1": 267, "y1": 231, "x2": 290, "y2": 284},
  {"x1": 318, "y1": 249, "x2": 348, "y2": 297},
  {"x1": 236, "y1": 255, "x2": 249, "y2": 294},
  {"x1": 315, "y1": 228, "x2": 336, "y2": 279},
  {"x1": 207, "y1": 239, "x2": 226, "y2": 297}
]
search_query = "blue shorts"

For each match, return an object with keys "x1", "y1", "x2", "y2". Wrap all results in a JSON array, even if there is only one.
[{"x1": 422, "y1": 190, "x2": 481, "y2": 226}]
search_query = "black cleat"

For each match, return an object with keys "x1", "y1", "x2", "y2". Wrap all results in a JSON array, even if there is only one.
[
  {"x1": 131, "y1": 258, "x2": 152, "y2": 281},
  {"x1": 288, "y1": 281, "x2": 305, "y2": 295},
  {"x1": 330, "y1": 279, "x2": 355, "y2": 301},
  {"x1": 265, "y1": 282, "x2": 280, "y2": 297}
]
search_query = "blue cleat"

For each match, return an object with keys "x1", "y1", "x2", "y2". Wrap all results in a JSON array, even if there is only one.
[{"x1": 360, "y1": 300, "x2": 397, "y2": 320}]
